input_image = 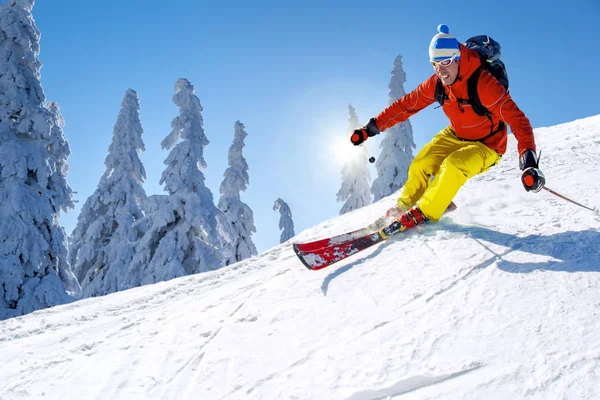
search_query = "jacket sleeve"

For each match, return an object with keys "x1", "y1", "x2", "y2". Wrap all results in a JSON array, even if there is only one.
[
  {"x1": 478, "y1": 71, "x2": 536, "y2": 155},
  {"x1": 375, "y1": 75, "x2": 438, "y2": 131}
]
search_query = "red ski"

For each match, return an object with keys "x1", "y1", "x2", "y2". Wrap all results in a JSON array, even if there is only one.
[
  {"x1": 293, "y1": 215, "x2": 390, "y2": 253},
  {"x1": 293, "y1": 202, "x2": 456, "y2": 270},
  {"x1": 293, "y1": 230, "x2": 387, "y2": 270}
]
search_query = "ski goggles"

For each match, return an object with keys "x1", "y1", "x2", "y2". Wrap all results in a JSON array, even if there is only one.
[{"x1": 431, "y1": 54, "x2": 457, "y2": 67}]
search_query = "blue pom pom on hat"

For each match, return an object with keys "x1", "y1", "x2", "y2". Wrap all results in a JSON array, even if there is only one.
[{"x1": 429, "y1": 24, "x2": 461, "y2": 62}]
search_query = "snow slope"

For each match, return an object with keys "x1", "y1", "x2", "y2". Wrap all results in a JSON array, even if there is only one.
[{"x1": 2, "y1": 115, "x2": 600, "y2": 400}]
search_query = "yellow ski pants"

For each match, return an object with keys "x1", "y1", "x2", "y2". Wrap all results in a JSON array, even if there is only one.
[{"x1": 397, "y1": 126, "x2": 501, "y2": 221}]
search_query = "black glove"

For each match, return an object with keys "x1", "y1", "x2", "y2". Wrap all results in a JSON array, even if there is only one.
[
  {"x1": 350, "y1": 118, "x2": 380, "y2": 146},
  {"x1": 519, "y1": 149, "x2": 545, "y2": 192},
  {"x1": 519, "y1": 149, "x2": 538, "y2": 170}
]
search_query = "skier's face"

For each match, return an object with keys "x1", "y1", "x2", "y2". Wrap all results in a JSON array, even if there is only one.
[{"x1": 433, "y1": 58, "x2": 459, "y2": 86}]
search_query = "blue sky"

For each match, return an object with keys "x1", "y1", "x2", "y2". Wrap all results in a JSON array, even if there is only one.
[{"x1": 31, "y1": 0, "x2": 597, "y2": 253}]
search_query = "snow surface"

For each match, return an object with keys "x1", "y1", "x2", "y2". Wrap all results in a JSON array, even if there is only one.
[{"x1": 2, "y1": 115, "x2": 600, "y2": 399}]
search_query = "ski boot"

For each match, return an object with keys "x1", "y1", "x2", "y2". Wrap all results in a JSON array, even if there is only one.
[{"x1": 379, "y1": 206, "x2": 427, "y2": 238}]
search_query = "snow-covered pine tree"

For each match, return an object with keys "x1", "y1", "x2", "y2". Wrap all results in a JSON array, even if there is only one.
[
  {"x1": 69, "y1": 89, "x2": 147, "y2": 298},
  {"x1": 127, "y1": 79, "x2": 227, "y2": 287},
  {"x1": 0, "y1": 0, "x2": 78, "y2": 319},
  {"x1": 371, "y1": 55, "x2": 416, "y2": 202},
  {"x1": 44, "y1": 101, "x2": 79, "y2": 294},
  {"x1": 337, "y1": 104, "x2": 372, "y2": 215},
  {"x1": 218, "y1": 121, "x2": 258, "y2": 264},
  {"x1": 273, "y1": 198, "x2": 295, "y2": 243}
]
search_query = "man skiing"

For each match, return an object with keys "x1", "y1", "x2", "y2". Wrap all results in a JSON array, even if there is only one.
[{"x1": 351, "y1": 24, "x2": 544, "y2": 232}]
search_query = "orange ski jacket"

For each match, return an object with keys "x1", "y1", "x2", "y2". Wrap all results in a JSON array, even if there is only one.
[{"x1": 375, "y1": 44, "x2": 536, "y2": 156}]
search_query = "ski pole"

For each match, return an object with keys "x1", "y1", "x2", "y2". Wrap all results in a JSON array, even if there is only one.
[
  {"x1": 360, "y1": 144, "x2": 376, "y2": 164},
  {"x1": 543, "y1": 186, "x2": 597, "y2": 213}
]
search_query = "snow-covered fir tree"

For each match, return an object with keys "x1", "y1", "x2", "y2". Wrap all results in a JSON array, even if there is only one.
[
  {"x1": 371, "y1": 55, "x2": 416, "y2": 202},
  {"x1": 218, "y1": 121, "x2": 258, "y2": 264},
  {"x1": 0, "y1": 0, "x2": 78, "y2": 319},
  {"x1": 44, "y1": 101, "x2": 79, "y2": 293},
  {"x1": 69, "y1": 89, "x2": 147, "y2": 298},
  {"x1": 127, "y1": 79, "x2": 227, "y2": 287},
  {"x1": 273, "y1": 198, "x2": 295, "y2": 243},
  {"x1": 337, "y1": 104, "x2": 372, "y2": 215}
]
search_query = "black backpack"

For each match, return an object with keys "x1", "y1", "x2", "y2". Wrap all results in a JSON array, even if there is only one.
[{"x1": 434, "y1": 35, "x2": 509, "y2": 141}]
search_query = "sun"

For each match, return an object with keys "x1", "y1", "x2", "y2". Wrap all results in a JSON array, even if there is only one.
[{"x1": 331, "y1": 137, "x2": 368, "y2": 166}]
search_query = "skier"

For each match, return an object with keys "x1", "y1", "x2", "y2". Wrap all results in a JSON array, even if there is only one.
[{"x1": 351, "y1": 24, "x2": 545, "y2": 232}]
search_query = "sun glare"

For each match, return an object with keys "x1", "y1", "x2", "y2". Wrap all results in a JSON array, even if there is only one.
[{"x1": 332, "y1": 137, "x2": 367, "y2": 166}]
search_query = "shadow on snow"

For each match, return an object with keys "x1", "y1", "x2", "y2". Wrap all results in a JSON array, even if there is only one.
[
  {"x1": 443, "y1": 223, "x2": 600, "y2": 274},
  {"x1": 321, "y1": 223, "x2": 600, "y2": 295}
]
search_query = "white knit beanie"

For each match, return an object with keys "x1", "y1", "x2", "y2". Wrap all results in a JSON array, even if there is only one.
[{"x1": 429, "y1": 24, "x2": 461, "y2": 62}]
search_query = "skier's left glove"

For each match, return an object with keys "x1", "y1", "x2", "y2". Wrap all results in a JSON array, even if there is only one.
[
  {"x1": 519, "y1": 149, "x2": 545, "y2": 192},
  {"x1": 350, "y1": 118, "x2": 380, "y2": 146}
]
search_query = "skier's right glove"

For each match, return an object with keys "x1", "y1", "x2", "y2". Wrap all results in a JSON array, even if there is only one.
[
  {"x1": 350, "y1": 118, "x2": 380, "y2": 146},
  {"x1": 519, "y1": 149, "x2": 545, "y2": 192}
]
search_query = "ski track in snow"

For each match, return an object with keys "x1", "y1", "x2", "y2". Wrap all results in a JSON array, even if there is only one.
[
  {"x1": 2, "y1": 116, "x2": 600, "y2": 399},
  {"x1": 1, "y1": 244, "x2": 297, "y2": 399}
]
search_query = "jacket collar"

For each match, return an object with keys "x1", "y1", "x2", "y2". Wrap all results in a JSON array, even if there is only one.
[{"x1": 447, "y1": 44, "x2": 481, "y2": 88}]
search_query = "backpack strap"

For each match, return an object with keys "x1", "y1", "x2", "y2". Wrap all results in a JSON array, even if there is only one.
[
  {"x1": 435, "y1": 69, "x2": 506, "y2": 143},
  {"x1": 434, "y1": 78, "x2": 446, "y2": 106},
  {"x1": 467, "y1": 67, "x2": 487, "y2": 116},
  {"x1": 457, "y1": 120, "x2": 506, "y2": 143},
  {"x1": 436, "y1": 72, "x2": 485, "y2": 111},
  {"x1": 465, "y1": 65, "x2": 506, "y2": 142}
]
